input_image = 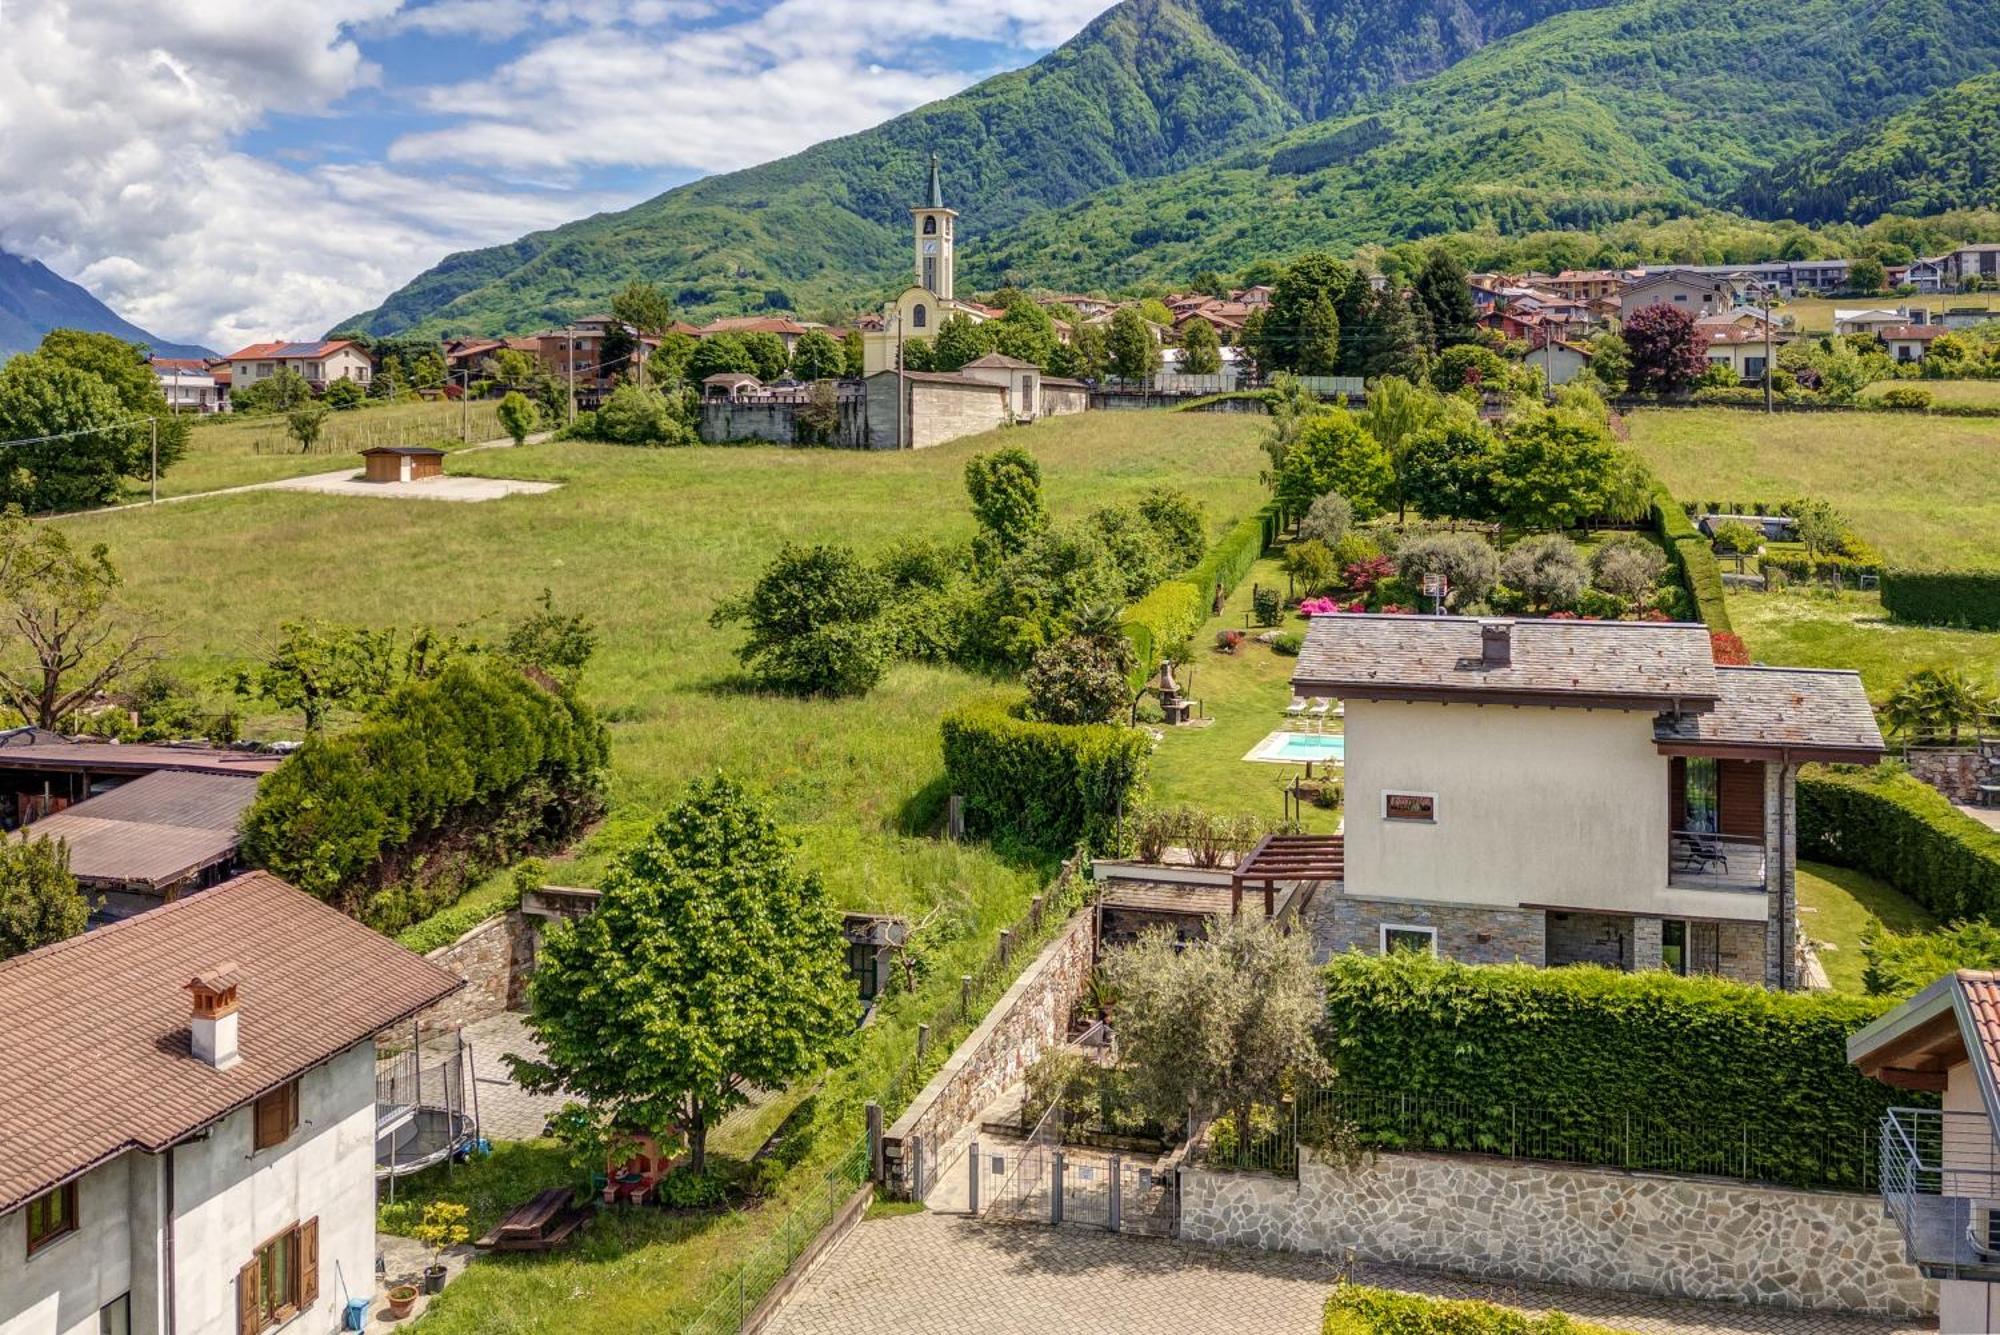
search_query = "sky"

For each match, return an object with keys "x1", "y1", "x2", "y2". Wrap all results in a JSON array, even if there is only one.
[{"x1": 0, "y1": 0, "x2": 1112, "y2": 353}]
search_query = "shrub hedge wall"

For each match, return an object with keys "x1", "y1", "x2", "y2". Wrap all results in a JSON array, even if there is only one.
[
  {"x1": 1119, "y1": 580, "x2": 1204, "y2": 684},
  {"x1": 241, "y1": 659, "x2": 609, "y2": 931},
  {"x1": 1187, "y1": 509, "x2": 1270, "y2": 605},
  {"x1": 1880, "y1": 570, "x2": 2000, "y2": 630},
  {"x1": 1324, "y1": 1288, "x2": 1624, "y2": 1335},
  {"x1": 1798, "y1": 765, "x2": 2000, "y2": 922},
  {"x1": 1650, "y1": 486, "x2": 1732, "y2": 633},
  {"x1": 939, "y1": 692, "x2": 1149, "y2": 854},
  {"x1": 1761, "y1": 552, "x2": 1883, "y2": 582},
  {"x1": 1319, "y1": 953, "x2": 1910, "y2": 1190}
]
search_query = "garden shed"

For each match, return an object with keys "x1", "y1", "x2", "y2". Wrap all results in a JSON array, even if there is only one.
[{"x1": 362, "y1": 445, "x2": 447, "y2": 483}]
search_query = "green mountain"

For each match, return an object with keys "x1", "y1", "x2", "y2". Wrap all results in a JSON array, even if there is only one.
[
  {"x1": 972, "y1": 0, "x2": 2000, "y2": 291},
  {"x1": 339, "y1": 0, "x2": 1616, "y2": 337},
  {"x1": 1735, "y1": 73, "x2": 2000, "y2": 226},
  {"x1": 0, "y1": 250, "x2": 212, "y2": 363}
]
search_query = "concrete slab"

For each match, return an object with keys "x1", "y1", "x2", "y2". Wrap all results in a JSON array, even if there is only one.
[{"x1": 261, "y1": 470, "x2": 559, "y2": 502}]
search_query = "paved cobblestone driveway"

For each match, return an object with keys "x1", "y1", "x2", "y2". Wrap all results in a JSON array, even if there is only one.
[
  {"x1": 459, "y1": 1011, "x2": 566, "y2": 1141},
  {"x1": 766, "y1": 1212, "x2": 1936, "y2": 1335}
]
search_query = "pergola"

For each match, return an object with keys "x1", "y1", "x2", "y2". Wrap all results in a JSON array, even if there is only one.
[{"x1": 1230, "y1": 834, "x2": 1344, "y2": 918}]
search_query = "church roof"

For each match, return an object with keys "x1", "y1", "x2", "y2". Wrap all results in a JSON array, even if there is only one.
[{"x1": 927, "y1": 153, "x2": 945, "y2": 209}]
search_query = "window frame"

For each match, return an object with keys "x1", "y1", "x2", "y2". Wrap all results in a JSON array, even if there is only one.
[
  {"x1": 253, "y1": 1079, "x2": 300, "y2": 1152},
  {"x1": 1381, "y1": 791, "x2": 1437, "y2": 823},
  {"x1": 25, "y1": 1181, "x2": 78, "y2": 1257},
  {"x1": 252, "y1": 1226, "x2": 300, "y2": 1329},
  {"x1": 1379, "y1": 924, "x2": 1439, "y2": 956}
]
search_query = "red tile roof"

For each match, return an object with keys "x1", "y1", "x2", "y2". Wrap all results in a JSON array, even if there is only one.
[
  {"x1": 0, "y1": 872, "x2": 460, "y2": 1211},
  {"x1": 1959, "y1": 972, "x2": 2000, "y2": 1087},
  {"x1": 1878, "y1": 324, "x2": 1944, "y2": 340},
  {"x1": 696, "y1": 316, "x2": 809, "y2": 337}
]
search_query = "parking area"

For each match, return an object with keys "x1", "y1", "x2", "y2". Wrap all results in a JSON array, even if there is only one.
[{"x1": 261, "y1": 468, "x2": 559, "y2": 502}]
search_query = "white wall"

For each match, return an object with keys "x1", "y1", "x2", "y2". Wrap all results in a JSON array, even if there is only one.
[
  {"x1": 171, "y1": 1042, "x2": 376, "y2": 1335},
  {"x1": 1343, "y1": 700, "x2": 1670, "y2": 915},
  {"x1": 0, "y1": 1158, "x2": 133, "y2": 1335}
]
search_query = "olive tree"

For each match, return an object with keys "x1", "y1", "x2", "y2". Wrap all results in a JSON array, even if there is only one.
[{"x1": 1499, "y1": 533, "x2": 1590, "y2": 612}]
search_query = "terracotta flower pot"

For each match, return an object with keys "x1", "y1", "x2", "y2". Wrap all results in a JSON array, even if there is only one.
[{"x1": 385, "y1": 1285, "x2": 418, "y2": 1320}]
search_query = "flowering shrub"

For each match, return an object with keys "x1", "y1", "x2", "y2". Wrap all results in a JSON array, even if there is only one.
[
  {"x1": 1216, "y1": 629, "x2": 1244, "y2": 652},
  {"x1": 1376, "y1": 604, "x2": 1413, "y2": 615},
  {"x1": 1710, "y1": 631, "x2": 1750, "y2": 665},
  {"x1": 1298, "y1": 596, "x2": 1363, "y2": 617},
  {"x1": 1344, "y1": 555, "x2": 1396, "y2": 594}
]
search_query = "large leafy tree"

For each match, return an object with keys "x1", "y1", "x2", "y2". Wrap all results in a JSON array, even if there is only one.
[
  {"x1": 0, "y1": 352, "x2": 136, "y2": 511},
  {"x1": 1273, "y1": 409, "x2": 1394, "y2": 519},
  {"x1": 1107, "y1": 307, "x2": 1160, "y2": 380},
  {"x1": 710, "y1": 542, "x2": 890, "y2": 696},
  {"x1": 241, "y1": 618, "x2": 394, "y2": 732},
  {"x1": 1261, "y1": 252, "x2": 1349, "y2": 374},
  {"x1": 1488, "y1": 410, "x2": 1633, "y2": 530},
  {"x1": 790, "y1": 330, "x2": 845, "y2": 381},
  {"x1": 38, "y1": 330, "x2": 189, "y2": 470},
  {"x1": 496, "y1": 391, "x2": 539, "y2": 445},
  {"x1": 992, "y1": 299, "x2": 1059, "y2": 369},
  {"x1": 1882, "y1": 667, "x2": 1996, "y2": 744},
  {"x1": 1352, "y1": 285, "x2": 1426, "y2": 380},
  {"x1": 1178, "y1": 317, "x2": 1222, "y2": 375},
  {"x1": 0, "y1": 836, "x2": 86, "y2": 960},
  {"x1": 0, "y1": 513, "x2": 159, "y2": 728},
  {"x1": 930, "y1": 315, "x2": 994, "y2": 372},
  {"x1": 1360, "y1": 376, "x2": 1446, "y2": 521},
  {"x1": 741, "y1": 332, "x2": 790, "y2": 382},
  {"x1": 964, "y1": 445, "x2": 1047, "y2": 557},
  {"x1": 512, "y1": 775, "x2": 851, "y2": 1173},
  {"x1": 1622, "y1": 303, "x2": 1708, "y2": 394},
  {"x1": 1400, "y1": 419, "x2": 1499, "y2": 521},
  {"x1": 687, "y1": 333, "x2": 759, "y2": 382},
  {"x1": 1411, "y1": 247, "x2": 1478, "y2": 350}
]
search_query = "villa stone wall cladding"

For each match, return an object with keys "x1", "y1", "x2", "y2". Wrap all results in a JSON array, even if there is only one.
[
  {"x1": 1307, "y1": 891, "x2": 1544, "y2": 965},
  {"x1": 881, "y1": 908, "x2": 1094, "y2": 1199},
  {"x1": 1906, "y1": 747, "x2": 1986, "y2": 804},
  {"x1": 1546, "y1": 910, "x2": 1634, "y2": 969},
  {"x1": 1180, "y1": 1150, "x2": 1935, "y2": 1319}
]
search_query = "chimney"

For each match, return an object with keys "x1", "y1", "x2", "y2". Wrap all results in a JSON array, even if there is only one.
[
  {"x1": 186, "y1": 967, "x2": 241, "y2": 1071},
  {"x1": 1480, "y1": 620, "x2": 1512, "y2": 668}
]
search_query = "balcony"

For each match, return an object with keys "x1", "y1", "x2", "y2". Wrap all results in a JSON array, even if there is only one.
[
  {"x1": 1666, "y1": 830, "x2": 1766, "y2": 893},
  {"x1": 1880, "y1": 1108, "x2": 2000, "y2": 1280}
]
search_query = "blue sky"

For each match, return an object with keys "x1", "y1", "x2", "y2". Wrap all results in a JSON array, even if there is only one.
[{"x1": 0, "y1": 0, "x2": 1111, "y2": 350}]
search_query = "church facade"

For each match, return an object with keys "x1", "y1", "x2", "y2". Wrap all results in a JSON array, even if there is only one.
[{"x1": 860, "y1": 156, "x2": 996, "y2": 377}]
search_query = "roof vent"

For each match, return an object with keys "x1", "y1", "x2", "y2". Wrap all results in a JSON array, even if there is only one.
[
  {"x1": 187, "y1": 966, "x2": 241, "y2": 1071},
  {"x1": 1480, "y1": 621, "x2": 1513, "y2": 668}
]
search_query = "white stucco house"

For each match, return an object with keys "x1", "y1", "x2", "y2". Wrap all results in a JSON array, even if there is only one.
[
  {"x1": 1290, "y1": 614, "x2": 1883, "y2": 987},
  {"x1": 1850, "y1": 971, "x2": 2000, "y2": 1332},
  {"x1": 222, "y1": 341, "x2": 373, "y2": 394},
  {"x1": 0, "y1": 872, "x2": 459, "y2": 1335}
]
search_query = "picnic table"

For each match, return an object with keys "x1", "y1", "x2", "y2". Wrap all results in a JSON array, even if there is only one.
[{"x1": 474, "y1": 1187, "x2": 592, "y2": 1253}]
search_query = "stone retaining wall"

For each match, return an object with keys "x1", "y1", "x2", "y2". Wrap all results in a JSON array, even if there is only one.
[
  {"x1": 880, "y1": 908, "x2": 1095, "y2": 1199},
  {"x1": 1908, "y1": 747, "x2": 1988, "y2": 804},
  {"x1": 1180, "y1": 1149, "x2": 1933, "y2": 1318},
  {"x1": 402, "y1": 910, "x2": 534, "y2": 1036}
]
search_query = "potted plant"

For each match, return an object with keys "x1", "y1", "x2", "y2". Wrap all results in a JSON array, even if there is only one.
[
  {"x1": 411, "y1": 1201, "x2": 470, "y2": 1295},
  {"x1": 384, "y1": 1284, "x2": 418, "y2": 1320}
]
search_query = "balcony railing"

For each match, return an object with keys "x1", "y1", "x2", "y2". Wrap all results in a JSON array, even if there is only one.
[
  {"x1": 1880, "y1": 1107, "x2": 2000, "y2": 1279},
  {"x1": 1666, "y1": 830, "x2": 1766, "y2": 892}
]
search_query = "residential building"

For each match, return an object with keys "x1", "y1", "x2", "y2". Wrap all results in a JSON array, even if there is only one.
[
  {"x1": 695, "y1": 316, "x2": 812, "y2": 357},
  {"x1": 1290, "y1": 614, "x2": 1882, "y2": 987},
  {"x1": 0, "y1": 729, "x2": 278, "y2": 831},
  {"x1": 1835, "y1": 307, "x2": 1922, "y2": 336},
  {"x1": 1546, "y1": 270, "x2": 1630, "y2": 302},
  {"x1": 149, "y1": 359, "x2": 226, "y2": 414},
  {"x1": 0, "y1": 872, "x2": 460, "y2": 1335},
  {"x1": 861, "y1": 156, "x2": 996, "y2": 377},
  {"x1": 1943, "y1": 307, "x2": 2000, "y2": 332},
  {"x1": 1899, "y1": 259, "x2": 1947, "y2": 294},
  {"x1": 1530, "y1": 339, "x2": 1594, "y2": 386},
  {"x1": 1702, "y1": 326, "x2": 1792, "y2": 381},
  {"x1": 1849, "y1": 971, "x2": 2000, "y2": 1332},
  {"x1": 957, "y1": 353, "x2": 1044, "y2": 422},
  {"x1": 1696, "y1": 307, "x2": 1785, "y2": 334},
  {"x1": 1230, "y1": 285, "x2": 1274, "y2": 309},
  {"x1": 1932, "y1": 244, "x2": 2000, "y2": 291},
  {"x1": 1880, "y1": 324, "x2": 1946, "y2": 364},
  {"x1": 221, "y1": 341, "x2": 372, "y2": 394},
  {"x1": 1619, "y1": 269, "x2": 1737, "y2": 319}
]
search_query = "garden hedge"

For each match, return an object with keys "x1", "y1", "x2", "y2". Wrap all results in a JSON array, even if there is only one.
[
  {"x1": 1798, "y1": 765, "x2": 2000, "y2": 923},
  {"x1": 1185, "y1": 509, "x2": 1270, "y2": 606},
  {"x1": 1319, "y1": 952, "x2": 1910, "y2": 1189},
  {"x1": 1650, "y1": 486, "x2": 1732, "y2": 633},
  {"x1": 1325, "y1": 1287, "x2": 1626, "y2": 1335},
  {"x1": 1880, "y1": 569, "x2": 2000, "y2": 630},
  {"x1": 241, "y1": 659, "x2": 609, "y2": 931},
  {"x1": 939, "y1": 692, "x2": 1149, "y2": 854},
  {"x1": 1760, "y1": 552, "x2": 1882, "y2": 582},
  {"x1": 1119, "y1": 580, "x2": 1204, "y2": 686}
]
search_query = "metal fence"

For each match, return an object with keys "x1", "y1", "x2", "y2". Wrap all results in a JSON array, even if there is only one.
[{"x1": 1198, "y1": 1085, "x2": 1881, "y2": 1192}]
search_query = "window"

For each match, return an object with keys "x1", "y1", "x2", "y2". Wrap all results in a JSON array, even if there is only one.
[
  {"x1": 923, "y1": 257, "x2": 937, "y2": 292},
  {"x1": 1662, "y1": 920, "x2": 1688, "y2": 975},
  {"x1": 1380, "y1": 925, "x2": 1438, "y2": 956},
  {"x1": 1672, "y1": 294, "x2": 1687, "y2": 303},
  {"x1": 25, "y1": 1182, "x2": 77, "y2": 1255},
  {"x1": 911, "y1": 304, "x2": 927, "y2": 330},
  {"x1": 922, "y1": 215, "x2": 937, "y2": 236},
  {"x1": 1382, "y1": 792, "x2": 1436, "y2": 823},
  {"x1": 253, "y1": 1080, "x2": 299, "y2": 1151},
  {"x1": 239, "y1": 1219, "x2": 318, "y2": 1333},
  {"x1": 99, "y1": 1294, "x2": 130, "y2": 1335}
]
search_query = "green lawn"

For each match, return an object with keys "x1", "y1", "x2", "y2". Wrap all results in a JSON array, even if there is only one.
[
  {"x1": 1624, "y1": 407, "x2": 2000, "y2": 569},
  {"x1": 1863, "y1": 379, "x2": 2000, "y2": 408},
  {"x1": 143, "y1": 399, "x2": 510, "y2": 500},
  {"x1": 1726, "y1": 587, "x2": 2000, "y2": 699},
  {"x1": 54, "y1": 410, "x2": 1267, "y2": 1333},
  {"x1": 1796, "y1": 860, "x2": 1937, "y2": 994},
  {"x1": 1145, "y1": 554, "x2": 1340, "y2": 832}
]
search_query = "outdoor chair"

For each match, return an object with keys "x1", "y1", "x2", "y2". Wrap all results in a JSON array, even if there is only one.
[
  {"x1": 1284, "y1": 697, "x2": 1308, "y2": 724},
  {"x1": 1306, "y1": 699, "x2": 1331, "y2": 731},
  {"x1": 1674, "y1": 832, "x2": 1729, "y2": 875}
]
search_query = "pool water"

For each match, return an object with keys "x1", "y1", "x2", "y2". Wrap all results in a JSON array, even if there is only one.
[{"x1": 1273, "y1": 733, "x2": 1345, "y2": 761}]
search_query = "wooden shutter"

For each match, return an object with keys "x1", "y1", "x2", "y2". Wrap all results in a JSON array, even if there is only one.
[
  {"x1": 300, "y1": 1218, "x2": 319, "y2": 1308},
  {"x1": 237, "y1": 1257, "x2": 260, "y2": 1335}
]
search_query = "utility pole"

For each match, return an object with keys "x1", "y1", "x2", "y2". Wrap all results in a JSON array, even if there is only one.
[
  {"x1": 150, "y1": 418, "x2": 158, "y2": 504},
  {"x1": 566, "y1": 326, "x2": 577, "y2": 426},
  {"x1": 895, "y1": 312, "x2": 907, "y2": 449},
  {"x1": 459, "y1": 371, "x2": 470, "y2": 443},
  {"x1": 1761, "y1": 284, "x2": 1774, "y2": 414}
]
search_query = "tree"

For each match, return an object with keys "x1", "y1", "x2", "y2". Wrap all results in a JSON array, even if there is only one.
[
  {"x1": 1849, "y1": 257, "x2": 1887, "y2": 294},
  {"x1": 286, "y1": 400, "x2": 329, "y2": 452},
  {"x1": 1587, "y1": 332, "x2": 1631, "y2": 390},
  {"x1": 241, "y1": 618, "x2": 393, "y2": 732},
  {"x1": 1107, "y1": 307, "x2": 1160, "y2": 380},
  {"x1": 790, "y1": 330, "x2": 845, "y2": 381},
  {"x1": 1590, "y1": 537, "x2": 1667, "y2": 604},
  {"x1": 323, "y1": 378, "x2": 365, "y2": 410},
  {"x1": 496, "y1": 391, "x2": 538, "y2": 446},
  {"x1": 1259, "y1": 373, "x2": 1324, "y2": 472},
  {"x1": 1882, "y1": 667, "x2": 1996, "y2": 744},
  {"x1": 1068, "y1": 322, "x2": 1109, "y2": 381},
  {"x1": 502, "y1": 588, "x2": 598, "y2": 685},
  {"x1": 1622, "y1": 304, "x2": 1707, "y2": 394},
  {"x1": 1360, "y1": 376, "x2": 1445, "y2": 521},
  {"x1": 1353, "y1": 285, "x2": 1426, "y2": 379},
  {"x1": 490, "y1": 347, "x2": 539, "y2": 387},
  {"x1": 1101, "y1": 915, "x2": 1327, "y2": 1149},
  {"x1": 1023, "y1": 633, "x2": 1132, "y2": 724},
  {"x1": 1488, "y1": 410, "x2": 1631, "y2": 530},
  {"x1": 1427, "y1": 343, "x2": 1512, "y2": 395},
  {"x1": 1136, "y1": 298, "x2": 1175, "y2": 328},
  {"x1": 993, "y1": 301, "x2": 1059, "y2": 369},
  {"x1": 1789, "y1": 495, "x2": 1848, "y2": 561},
  {"x1": 710, "y1": 543, "x2": 890, "y2": 696},
  {"x1": 1137, "y1": 486, "x2": 1207, "y2": 569},
  {"x1": 512, "y1": 775, "x2": 851, "y2": 1173},
  {"x1": 37, "y1": 329, "x2": 188, "y2": 470},
  {"x1": 964, "y1": 446, "x2": 1047, "y2": 557},
  {"x1": 1411, "y1": 247, "x2": 1477, "y2": 350},
  {"x1": 1400, "y1": 419, "x2": 1499, "y2": 521},
  {"x1": 0, "y1": 349, "x2": 155, "y2": 510},
  {"x1": 741, "y1": 332, "x2": 789, "y2": 382},
  {"x1": 1394, "y1": 532, "x2": 1499, "y2": 609},
  {"x1": 610, "y1": 280, "x2": 677, "y2": 372},
  {"x1": 930, "y1": 315, "x2": 994, "y2": 372},
  {"x1": 0, "y1": 836, "x2": 85, "y2": 960},
  {"x1": 687, "y1": 334, "x2": 758, "y2": 383},
  {"x1": 595, "y1": 383, "x2": 691, "y2": 445},
  {"x1": 1499, "y1": 533, "x2": 1590, "y2": 611},
  {"x1": 1298, "y1": 491, "x2": 1353, "y2": 547},
  {"x1": 1273, "y1": 410, "x2": 1394, "y2": 519},
  {"x1": 1262, "y1": 252, "x2": 1349, "y2": 374},
  {"x1": 0, "y1": 515, "x2": 158, "y2": 728},
  {"x1": 840, "y1": 331, "x2": 866, "y2": 378},
  {"x1": 1178, "y1": 317, "x2": 1222, "y2": 375}
]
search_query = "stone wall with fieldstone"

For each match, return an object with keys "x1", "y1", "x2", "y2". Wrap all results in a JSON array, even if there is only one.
[
  {"x1": 1308, "y1": 891, "x2": 1545, "y2": 965},
  {"x1": 1180, "y1": 1149, "x2": 1933, "y2": 1318},
  {"x1": 1907, "y1": 747, "x2": 1988, "y2": 804},
  {"x1": 400, "y1": 910, "x2": 534, "y2": 1037}
]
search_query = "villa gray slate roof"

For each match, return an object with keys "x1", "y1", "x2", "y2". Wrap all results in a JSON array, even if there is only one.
[
  {"x1": 1291, "y1": 614, "x2": 1720, "y2": 708},
  {"x1": 1653, "y1": 666, "x2": 1885, "y2": 762}
]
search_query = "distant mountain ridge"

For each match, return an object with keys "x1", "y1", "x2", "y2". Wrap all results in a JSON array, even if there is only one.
[
  {"x1": 337, "y1": 0, "x2": 1616, "y2": 338},
  {"x1": 0, "y1": 251, "x2": 212, "y2": 362}
]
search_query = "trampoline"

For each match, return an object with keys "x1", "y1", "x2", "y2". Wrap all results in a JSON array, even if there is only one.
[{"x1": 375, "y1": 1026, "x2": 482, "y2": 1200}]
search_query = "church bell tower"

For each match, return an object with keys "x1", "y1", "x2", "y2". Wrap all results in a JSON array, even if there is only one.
[{"x1": 912, "y1": 153, "x2": 956, "y2": 301}]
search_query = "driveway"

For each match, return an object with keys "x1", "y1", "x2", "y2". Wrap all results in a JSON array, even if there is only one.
[{"x1": 765, "y1": 1211, "x2": 1935, "y2": 1335}]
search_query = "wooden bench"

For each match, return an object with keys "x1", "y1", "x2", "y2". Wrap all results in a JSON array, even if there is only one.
[{"x1": 476, "y1": 1187, "x2": 592, "y2": 1252}]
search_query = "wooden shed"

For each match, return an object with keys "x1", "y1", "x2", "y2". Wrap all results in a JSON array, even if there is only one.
[{"x1": 361, "y1": 445, "x2": 447, "y2": 483}]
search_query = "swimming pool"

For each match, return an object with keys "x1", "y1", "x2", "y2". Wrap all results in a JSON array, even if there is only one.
[{"x1": 1244, "y1": 730, "x2": 1345, "y2": 765}]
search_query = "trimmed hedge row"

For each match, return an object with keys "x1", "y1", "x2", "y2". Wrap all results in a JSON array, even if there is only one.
[
  {"x1": 1761, "y1": 552, "x2": 1882, "y2": 582},
  {"x1": 939, "y1": 692, "x2": 1149, "y2": 855},
  {"x1": 1798, "y1": 765, "x2": 2000, "y2": 923},
  {"x1": 1325, "y1": 1288, "x2": 1625, "y2": 1335},
  {"x1": 1320, "y1": 952, "x2": 1910, "y2": 1190},
  {"x1": 1881, "y1": 569, "x2": 2000, "y2": 630},
  {"x1": 241, "y1": 659, "x2": 609, "y2": 931},
  {"x1": 1187, "y1": 508, "x2": 1270, "y2": 607},
  {"x1": 1651, "y1": 487, "x2": 1732, "y2": 633},
  {"x1": 1119, "y1": 580, "x2": 1204, "y2": 686}
]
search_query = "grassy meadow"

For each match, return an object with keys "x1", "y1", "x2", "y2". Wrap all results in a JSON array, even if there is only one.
[
  {"x1": 1623, "y1": 406, "x2": 2000, "y2": 569},
  {"x1": 1863, "y1": 379, "x2": 2000, "y2": 408},
  {"x1": 1725, "y1": 588, "x2": 2000, "y2": 699},
  {"x1": 58, "y1": 409, "x2": 1269, "y2": 1330},
  {"x1": 1796, "y1": 861, "x2": 1937, "y2": 995}
]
